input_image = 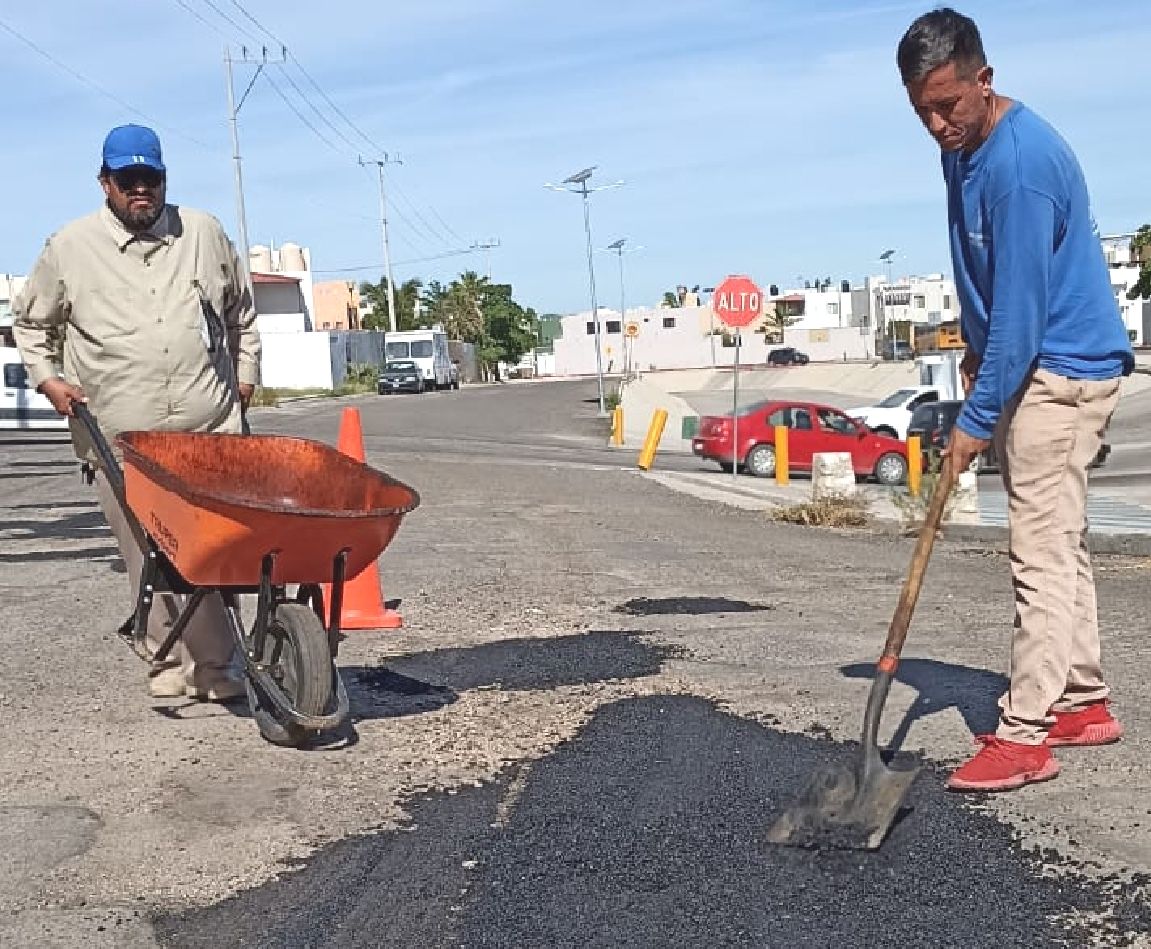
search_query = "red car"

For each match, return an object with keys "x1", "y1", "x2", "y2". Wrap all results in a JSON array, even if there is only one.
[{"x1": 691, "y1": 399, "x2": 908, "y2": 485}]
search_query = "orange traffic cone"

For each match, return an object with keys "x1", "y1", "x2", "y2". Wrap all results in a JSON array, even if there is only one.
[{"x1": 323, "y1": 407, "x2": 403, "y2": 630}]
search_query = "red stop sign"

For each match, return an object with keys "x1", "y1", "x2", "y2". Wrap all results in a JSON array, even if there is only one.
[{"x1": 712, "y1": 274, "x2": 762, "y2": 328}]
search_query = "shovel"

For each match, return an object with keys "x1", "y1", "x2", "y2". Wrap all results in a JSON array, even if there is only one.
[{"x1": 766, "y1": 461, "x2": 958, "y2": 850}]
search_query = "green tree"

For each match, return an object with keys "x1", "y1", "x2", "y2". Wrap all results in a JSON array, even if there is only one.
[
  {"x1": 1128, "y1": 225, "x2": 1151, "y2": 301},
  {"x1": 358, "y1": 277, "x2": 424, "y2": 330},
  {"x1": 758, "y1": 302, "x2": 801, "y2": 344}
]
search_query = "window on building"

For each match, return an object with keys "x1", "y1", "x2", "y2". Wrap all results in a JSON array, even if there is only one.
[
  {"x1": 943, "y1": 294, "x2": 951, "y2": 310},
  {"x1": 606, "y1": 320, "x2": 622, "y2": 334},
  {"x1": 662, "y1": 317, "x2": 676, "y2": 328},
  {"x1": 586, "y1": 322, "x2": 596, "y2": 335},
  {"x1": 827, "y1": 302, "x2": 839, "y2": 315},
  {"x1": 913, "y1": 295, "x2": 926, "y2": 309},
  {"x1": 322, "y1": 322, "x2": 331, "y2": 329}
]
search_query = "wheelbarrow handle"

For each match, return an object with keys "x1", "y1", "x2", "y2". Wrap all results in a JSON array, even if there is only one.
[
  {"x1": 70, "y1": 401, "x2": 152, "y2": 554},
  {"x1": 71, "y1": 401, "x2": 125, "y2": 493}
]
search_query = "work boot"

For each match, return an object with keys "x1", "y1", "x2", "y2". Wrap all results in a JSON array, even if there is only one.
[
  {"x1": 1047, "y1": 700, "x2": 1124, "y2": 747},
  {"x1": 184, "y1": 666, "x2": 246, "y2": 703},
  {"x1": 946, "y1": 735, "x2": 1060, "y2": 792},
  {"x1": 148, "y1": 664, "x2": 187, "y2": 698}
]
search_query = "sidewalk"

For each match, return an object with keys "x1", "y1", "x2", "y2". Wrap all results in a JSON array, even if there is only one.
[{"x1": 640, "y1": 466, "x2": 1151, "y2": 554}]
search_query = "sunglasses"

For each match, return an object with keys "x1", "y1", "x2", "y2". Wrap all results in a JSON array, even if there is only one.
[{"x1": 111, "y1": 167, "x2": 164, "y2": 191}]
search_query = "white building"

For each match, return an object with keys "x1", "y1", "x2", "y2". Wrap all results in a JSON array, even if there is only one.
[
  {"x1": 1101, "y1": 233, "x2": 1149, "y2": 345},
  {"x1": 868, "y1": 273, "x2": 960, "y2": 341},
  {"x1": 551, "y1": 299, "x2": 873, "y2": 376}
]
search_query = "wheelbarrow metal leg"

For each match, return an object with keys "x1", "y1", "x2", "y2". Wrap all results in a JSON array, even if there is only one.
[
  {"x1": 326, "y1": 550, "x2": 349, "y2": 658},
  {"x1": 151, "y1": 588, "x2": 208, "y2": 665}
]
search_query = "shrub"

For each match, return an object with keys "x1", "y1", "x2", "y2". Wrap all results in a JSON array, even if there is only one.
[{"x1": 771, "y1": 493, "x2": 872, "y2": 528}]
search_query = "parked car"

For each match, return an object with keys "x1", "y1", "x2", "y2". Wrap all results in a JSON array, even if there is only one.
[
  {"x1": 767, "y1": 347, "x2": 810, "y2": 366},
  {"x1": 846, "y1": 385, "x2": 942, "y2": 441},
  {"x1": 377, "y1": 359, "x2": 427, "y2": 394},
  {"x1": 1, "y1": 347, "x2": 68, "y2": 431},
  {"x1": 691, "y1": 399, "x2": 908, "y2": 485},
  {"x1": 906, "y1": 399, "x2": 1111, "y2": 474}
]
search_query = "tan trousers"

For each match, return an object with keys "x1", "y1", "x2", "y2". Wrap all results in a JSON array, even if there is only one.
[
  {"x1": 993, "y1": 368, "x2": 1122, "y2": 744},
  {"x1": 93, "y1": 470, "x2": 237, "y2": 688}
]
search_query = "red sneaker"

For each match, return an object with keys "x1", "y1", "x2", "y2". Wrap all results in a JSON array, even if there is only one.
[
  {"x1": 946, "y1": 736, "x2": 1060, "y2": 792},
  {"x1": 1047, "y1": 700, "x2": 1124, "y2": 747}
]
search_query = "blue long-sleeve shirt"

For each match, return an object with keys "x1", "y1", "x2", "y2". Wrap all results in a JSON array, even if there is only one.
[{"x1": 944, "y1": 101, "x2": 1132, "y2": 440}]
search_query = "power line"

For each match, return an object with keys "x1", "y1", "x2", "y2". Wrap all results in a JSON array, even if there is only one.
[
  {"x1": 273, "y1": 63, "x2": 364, "y2": 154},
  {"x1": 260, "y1": 70, "x2": 342, "y2": 153},
  {"x1": 0, "y1": 15, "x2": 212, "y2": 150},
  {"x1": 198, "y1": 0, "x2": 261, "y2": 44},
  {"x1": 313, "y1": 247, "x2": 477, "y2": 274},
  {"x1": 170, "y1": 0, "x2": 229, "y2": 39}
]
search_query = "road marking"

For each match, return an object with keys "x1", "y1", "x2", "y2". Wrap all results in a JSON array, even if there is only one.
[{"x1": 979, "y1": 493, "x2": 1151, "y2": 535}]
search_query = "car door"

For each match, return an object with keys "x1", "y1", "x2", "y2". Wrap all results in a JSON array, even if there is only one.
[
  {"x1": 780, "y1": 404, "x2": 818, "y2": 470},
  {"x1": 815, "y1": 407, "x2": 868, "y2": 471}
]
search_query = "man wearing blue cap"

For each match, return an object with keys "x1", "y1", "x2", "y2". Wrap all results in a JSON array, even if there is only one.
[{"x1": 13, "y1": 124, "x2": 262, "y2": 702}]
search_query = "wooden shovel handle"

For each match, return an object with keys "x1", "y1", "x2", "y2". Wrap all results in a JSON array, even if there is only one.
[{"x1": 875, "y1": 462, "x2": 958, "y2": 673}]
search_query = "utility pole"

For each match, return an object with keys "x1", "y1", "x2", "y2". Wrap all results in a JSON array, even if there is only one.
[
  {"x1": 224, "y1": 45, "x2": 284, "y2": 283},
  {"x1": 471, "y1": 238, "x2": 500, "y2": 280},
  {"x1": 360, "y1": 155, "x2": 402, "y2": 333}
]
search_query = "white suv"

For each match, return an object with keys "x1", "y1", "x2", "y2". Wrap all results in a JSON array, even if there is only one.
[{"x1": 846, "y1": 385, "x2": 941, "y2": 441}]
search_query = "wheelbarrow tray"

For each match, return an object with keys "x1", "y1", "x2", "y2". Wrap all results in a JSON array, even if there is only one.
[{"x1": 116, "y1": 431, "x2": 419, "y2": 587}]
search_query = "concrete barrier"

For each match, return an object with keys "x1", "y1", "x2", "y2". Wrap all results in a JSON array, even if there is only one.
[{"x1": 811, "y1": 452, "x2": 856, "y2": 499}]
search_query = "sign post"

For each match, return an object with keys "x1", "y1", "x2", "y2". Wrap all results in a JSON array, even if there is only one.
[{"x1": 711, "y1": 275, "x2": 763, "y2": 479}]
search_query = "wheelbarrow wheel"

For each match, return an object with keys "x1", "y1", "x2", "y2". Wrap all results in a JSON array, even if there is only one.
[{"x1": 247, "y1": 603, "x2": 335, "y2": 748}]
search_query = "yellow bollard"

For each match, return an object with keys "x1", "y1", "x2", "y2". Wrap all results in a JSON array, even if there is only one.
[
  {"x1": 907, "y1": 435, "x2": 922, "y2": 496},
  {"x1": 611, "y1": 405, "x2": 624, "y2": 446},
  {"x1": 637, "y1": 409, "x2": 669, "y2": 470},
  {"x1": 774, "y1": 425, "x2": 790, "y2": 486}
]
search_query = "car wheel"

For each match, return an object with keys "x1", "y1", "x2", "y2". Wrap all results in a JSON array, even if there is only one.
[
  {"x1": 745, "y1": 444, "x2": 776, "y2": 478},
  {"x1": 874, "y1": 452, "x2": 907, "y2": 486}
]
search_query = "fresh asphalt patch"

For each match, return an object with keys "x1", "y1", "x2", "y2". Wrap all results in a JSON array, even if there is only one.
[
  {"x1": 154, "y1": 695, "x2": 1151, "y2": 948},
  {"x1": 614, "y1": 595, "x2": 774, "y2": 616}
]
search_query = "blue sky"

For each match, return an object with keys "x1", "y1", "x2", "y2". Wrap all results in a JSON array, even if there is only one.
[{"x1": 4, "y1": 0, "x2": 1149, "y2": 314}]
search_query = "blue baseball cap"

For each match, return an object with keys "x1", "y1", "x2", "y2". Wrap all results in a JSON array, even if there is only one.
[{"x1": 102, "y1": 124, "x2": 165, "y2": 172}]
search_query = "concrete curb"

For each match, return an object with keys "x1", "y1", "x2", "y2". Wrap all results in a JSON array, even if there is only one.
[{"x1": 640, "y1": 468, "x2": 1151, "y2": 556}]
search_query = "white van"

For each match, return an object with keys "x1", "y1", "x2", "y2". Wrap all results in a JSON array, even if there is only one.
[
  {"x1": 383, "y1": 329, "x2": 455, "y2": 390},
  {"x1": 1, "y1": 347, "x2": 68, "y2": 431}
]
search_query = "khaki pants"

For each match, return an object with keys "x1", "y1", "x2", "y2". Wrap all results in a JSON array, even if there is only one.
[
  {"x1": 93, "y1": 470, "x2": 238, "y2": 689},
  {"x1": 993, "y1": 368, "x2": 1122, "y2": 744}
]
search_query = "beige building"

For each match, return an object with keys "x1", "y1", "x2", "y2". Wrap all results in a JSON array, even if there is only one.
[{"x1": 312, "y1": 280, "x2": 361, "y2": 331}]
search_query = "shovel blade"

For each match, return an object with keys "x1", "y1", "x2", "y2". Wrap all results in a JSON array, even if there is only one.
[{"x1": 766, "y1": 759, "x2": 920, "y2": 851}]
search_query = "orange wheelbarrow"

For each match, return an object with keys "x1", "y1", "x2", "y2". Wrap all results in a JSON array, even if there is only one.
[{"x1": 74, "y1": 403, "x2": 420, "y2": 747}]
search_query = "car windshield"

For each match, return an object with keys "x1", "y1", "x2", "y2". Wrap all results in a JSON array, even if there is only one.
[
  {"x1": 386, "y1": 361, "x2": 417, "y2": 372},
  {"x1": 876, "y1": 388, "x2": 919, "y2": 408}
]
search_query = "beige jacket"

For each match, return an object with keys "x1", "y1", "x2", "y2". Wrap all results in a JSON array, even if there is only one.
[{"x1": 13, "y1": 204, "x2": 261, "y2": 458}]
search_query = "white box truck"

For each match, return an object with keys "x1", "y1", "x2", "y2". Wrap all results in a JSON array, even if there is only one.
[{"x1": 383, "y1": 328, "x2": 456, "y2": 390}]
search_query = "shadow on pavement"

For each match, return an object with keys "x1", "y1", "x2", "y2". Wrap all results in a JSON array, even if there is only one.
[
  {"x1": 0, "y1": 510, "x2": 108, "y2": 542},
  {"x1": 840, "y1": 657, "x2": 1008, "y2": 747},
  {"x1": 348, "y1": 629, "x2": 673, "y2": 704},
  {"x1": 0, "y1": 545, "x2": 119, "y2": 565}
]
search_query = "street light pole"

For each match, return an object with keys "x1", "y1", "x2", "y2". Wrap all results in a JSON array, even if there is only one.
[
  {"x1": 361, "y1": 154, "x2": 403, "y2": 333},
  {"x1": 546, "y1": 167, "x2": 623, "y2": 418}
]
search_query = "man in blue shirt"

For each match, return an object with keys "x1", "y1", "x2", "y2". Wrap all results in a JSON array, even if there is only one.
[{"x1": 897, "y1": 8, "x2": 1132, "y2": 792}]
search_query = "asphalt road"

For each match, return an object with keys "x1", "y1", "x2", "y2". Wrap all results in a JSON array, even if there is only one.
[{"x1": 2, "y1": 379, "x2": 1150, "y2": 947}]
